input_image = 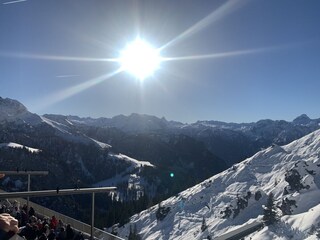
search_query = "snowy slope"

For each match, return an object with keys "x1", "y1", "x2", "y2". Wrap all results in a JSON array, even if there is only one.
[
  {"x1": 93, "y1": 153, "x2": 155, "y2": 200},
  {"x1": 41, "y1": 116, "x2": 113, "y2": 149},
  {"x1": 117, "y1": 129, "x2": 320, "y2": 240},
  {"x1": 94, "y1": 153, "x2": 154, "y2": 187},
  {"x1": 0, "y1": 142, "x2": 41, "y2": 153}
]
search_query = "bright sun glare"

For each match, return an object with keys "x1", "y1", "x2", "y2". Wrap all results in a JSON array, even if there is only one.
[{"x1": 119, "y1": 39, "x2": 161, "y2": 80}]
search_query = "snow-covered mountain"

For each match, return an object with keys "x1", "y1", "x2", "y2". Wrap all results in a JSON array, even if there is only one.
[
  {"x1": 2, "y1": 96, "x2": 319, "y2": 199},
  {"x1": 117, "y1": 129, "x2": 320, "y2": 240},
  {"x1": 179, "y1": 116, "x2": 320, "y2": 166},
  {"x1": 2, "y1": 96, "x2": 320, "y2": 233},
  {"x1": 0, "y1": 97, "x2": 107, "y2": 147},
  {"x1": 0, "y1": 97, "x2": 42, "y2": 125},
  {"x1": 0, "y1": 97, "x2": 226, "y2": 207}
]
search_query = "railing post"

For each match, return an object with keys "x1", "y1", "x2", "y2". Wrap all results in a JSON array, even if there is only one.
[
  {"x1": 27, "y1": 174, "x2": 30, "y2": 212},
  {"x1": 91, "y1": 192, "x2": 95, "y2": 240}
]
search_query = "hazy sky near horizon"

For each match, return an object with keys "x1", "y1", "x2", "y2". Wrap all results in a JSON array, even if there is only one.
[{"x1": 0, "y1": 0, "x2": 320, "y2": 123}]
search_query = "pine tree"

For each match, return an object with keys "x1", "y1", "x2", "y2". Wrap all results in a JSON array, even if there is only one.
[
  {"x1": 285, "y1": 169, "x2": 304, "y2": 191},
  {"x1": 263, "y1": 192, "x2": 278, "y2": 225},
  {"x1": 128, "y1": 224, "x2": 141, "y2": 240},
  {"x1": 156, "y1": 202, "x2": 170, "y2": 221},
  {"x1": 128, "y1": 225, "x2": 134, "y2": 240},
  {"x1": 201, "y1": 217, "x2": 208, "y2": 232}
]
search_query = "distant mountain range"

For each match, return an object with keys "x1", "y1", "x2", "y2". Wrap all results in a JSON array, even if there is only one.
[
  {"x1": 44, "y1": 109, "x2": 320, "y2": 166},
  {"x1": 1, "y1": 96, "x2": 319, "y2": 187}
]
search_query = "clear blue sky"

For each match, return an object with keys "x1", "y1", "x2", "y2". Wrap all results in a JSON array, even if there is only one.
[{"x1": 1, "y1": 0, "x2": 320, "y2": 123}]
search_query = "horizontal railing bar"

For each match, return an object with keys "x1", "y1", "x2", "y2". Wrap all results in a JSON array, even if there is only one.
[
  {"x1": 0, "y1": 170, "x2": 49, "y2": 175},
  {"x1": 0, "y1": 187, "x2": 116, "y2": 199}
]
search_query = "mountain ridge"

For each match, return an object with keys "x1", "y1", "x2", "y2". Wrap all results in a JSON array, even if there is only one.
[
  {"x1": 2, "y1": 96, "x2": 319, "y2": 134},
  {"x1": 2, "y1": 96, "x2": 320, "y2": 172},
  {"x1": 42, "y1": 111, "x2": 320, "y2": 166}
]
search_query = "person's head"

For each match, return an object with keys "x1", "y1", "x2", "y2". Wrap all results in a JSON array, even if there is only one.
[
  {"x1": 43, "y1": 224, "x2": 49, "y2": 231},
  {"x1": 29, "y1": 215, "x2": 37, "y2": 223},
  {"x1": 39, "y1": 232, "x2": 47, "y2": 240},
  {"x1": 32, "y1": 225, "x2": 39, "y2": 232}
]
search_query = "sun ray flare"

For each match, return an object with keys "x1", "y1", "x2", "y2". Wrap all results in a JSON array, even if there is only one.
[
  {"x1": 33, "y1": 68, "x2": 122, "y2": 111},
  {"x1": 0, "y1": 52, "x2": 118, "y2": 62},
  {"x1": 161, "y1": 48, "x2": 268, "y2": 62},
  {"x1": 159, "y1": 0, "x2": 248, "y2": 51}
]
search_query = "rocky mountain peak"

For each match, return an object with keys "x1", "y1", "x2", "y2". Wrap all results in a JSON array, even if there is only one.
[
  {"x1": 0, "y1": 97, "x2": 28, "y2": 119},
  {"x1": 0, "y1": 97, "x2": 42, "y2": 125},
  {"x1": 292, "y1": 114, "x2": 311, "y2": 125}
]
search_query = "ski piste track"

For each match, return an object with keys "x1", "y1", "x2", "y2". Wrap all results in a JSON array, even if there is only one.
[{"x1": 213, "y1": 220, "x2": 263, "y2": 240}]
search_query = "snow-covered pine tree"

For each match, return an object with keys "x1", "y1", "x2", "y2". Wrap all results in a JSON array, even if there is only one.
[
  {"x1": 263, "y1": 192, "x2": 278, "y2": 225},
  {"x1": 201, "y1": 217, "x2": 208, "y2": 232}
]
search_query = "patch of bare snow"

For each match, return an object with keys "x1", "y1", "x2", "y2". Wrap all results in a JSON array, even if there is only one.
[{"x1": 0, "y1": 142, "x2": 41, "y2": 153}]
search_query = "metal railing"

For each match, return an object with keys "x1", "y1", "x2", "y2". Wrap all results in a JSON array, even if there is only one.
[
  {"x1": 0, "y1": 189, "x2": 124, "y2": 240},
  {"x1": 0, "y1": 170, "x2": 49, "y2": 211}
]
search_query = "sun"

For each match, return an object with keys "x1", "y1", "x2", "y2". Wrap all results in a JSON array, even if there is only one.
[{"x1": 119, "y1": 38, "x2": 161, "y2": 80}]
